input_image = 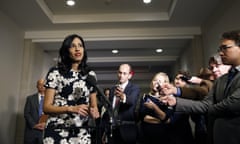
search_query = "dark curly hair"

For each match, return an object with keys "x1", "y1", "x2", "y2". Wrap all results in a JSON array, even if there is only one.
[
  {"x1": 58, "y1": 34, "x2": 90, "y2": 75},
  {"x1": 221, "y1": 30, "x2": 240, "y2": 46},
  {"x1": 176, "y1": 69, "x2": 191, "y2": 78},
  {"x1": 175, "y1": 69, "x2": 191, "y2": 83}
]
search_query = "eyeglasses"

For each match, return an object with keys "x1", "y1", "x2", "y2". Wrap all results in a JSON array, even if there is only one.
[{"x1": 218, "y1": 45, "x2": 235, "y2": 52}]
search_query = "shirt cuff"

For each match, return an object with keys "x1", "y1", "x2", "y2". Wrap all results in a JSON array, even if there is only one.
[
  {"x1": 121, "y1": 94, "x2": 127, "y2": 103},
  {"x1": 174, "y1": 87, "x2": 181, "y2": 97}
]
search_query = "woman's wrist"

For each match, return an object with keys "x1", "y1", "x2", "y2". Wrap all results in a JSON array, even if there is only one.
[{"x1": 66, "y1": 106, "x2": 72, "y2": 113}]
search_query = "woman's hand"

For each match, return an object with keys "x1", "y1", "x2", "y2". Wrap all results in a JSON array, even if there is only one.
[
  {"x1": 144, "y1": 99, "x2": 157, "y2": 110},
  {"x1": 68, "y1": 104, "x2": 89, "y2": 117},
  {"x1": 90, "y1": 107, "x2": 100, "y2": 119},
  {"x1": 144, "y1": 99, "x2": 167, "y2": 121},
  {"x1": 160, "y1": 95, "x2": 177, "y2": 106}
]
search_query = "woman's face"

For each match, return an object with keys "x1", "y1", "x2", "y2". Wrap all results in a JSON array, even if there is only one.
[
  {"x1": 151, "y1": 74, "x2": 165, "y2": 92},
  {"x1": 209, "y1": 63, "x2": 230, "y2": 79},
  {"x1": 174, "y1": 74, "x2": 187, "y2": 87},
  {"x1": 69, "y1": 37, "x2": 84, "y2": 63}
]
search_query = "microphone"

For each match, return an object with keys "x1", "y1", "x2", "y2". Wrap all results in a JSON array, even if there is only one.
[
  {"x1": 86, "y1": 75, "x2": 116, "y2": 139},
  {"x1": 86, "y1": 75, "x2": 112, "y2": 108}
]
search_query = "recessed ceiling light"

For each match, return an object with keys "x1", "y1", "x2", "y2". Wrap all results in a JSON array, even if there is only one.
[
  {"x1": 66, "y1": 0, "x2": 75, "y2": 6},
  {"x1": 143, "y1": 0, "x2": 152, "y2": 4},
  {"x1": 156, "y1": 48, "x2": 163, "y2": 53},
  {"x1": 112, "y1": 49, "x2": 119, "y2": 54}
]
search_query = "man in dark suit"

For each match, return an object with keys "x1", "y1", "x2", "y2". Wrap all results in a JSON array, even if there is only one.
[
  {"x1": 160, "y1": 30, "x2": 240, "y2": 144},
  {"x1": 24, "y1": 79, "x2": 46, "y2": 144},
  {"x1": 108, "y1": 64, "x2": 140, "y2": 144}
]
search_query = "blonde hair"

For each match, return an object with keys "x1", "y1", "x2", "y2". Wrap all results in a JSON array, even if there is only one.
[{"x1": 152, "y1": 72, "x2": 170, "y2": 83}]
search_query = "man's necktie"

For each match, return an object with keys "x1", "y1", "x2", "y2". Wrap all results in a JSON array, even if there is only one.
[
  {"x1": 113, "y1": 97, "x2": 120, "y2": 119},
  {"x1": 115, "y1": 97, "x2": 120, "y2": 107},
  {"x1": 39, "y1": 96, "x2": 44, "y2": 117},
  {"x1": 224, "y1": 68, "x2": 238, "y2": 95}
]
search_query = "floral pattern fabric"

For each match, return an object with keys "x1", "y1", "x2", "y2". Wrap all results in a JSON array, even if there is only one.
[{"x1": 43, "y1": 67, "x2": 97, "y2": 144}]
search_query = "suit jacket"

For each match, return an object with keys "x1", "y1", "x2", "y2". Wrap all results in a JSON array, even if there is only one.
[
  {"x1": 176, "y1": 72, "x2": 240, "y2": 144},
  {"x1": 24, "y1": 93, "x2": 43, "y2": 144},
  {"x1": 181, "y1": 79, "x2": 213, "y2": 100},
  {"x1": 109, "y1": 81, "x2": 140, "y2": 143}
]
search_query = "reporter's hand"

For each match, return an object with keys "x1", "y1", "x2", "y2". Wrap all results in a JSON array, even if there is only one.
[
  {"x1": 160, "y1": 83, "x2": 177, "y2": 95},
  {"x1": 160, "y1": 95, "x2": 177, "y2": 106},
  {"x1": 188, "y1": 76, "x2": 202, "y2": 84},
  {"x1": 114, "y1": 86, "x2": 125, "y2": 100}
]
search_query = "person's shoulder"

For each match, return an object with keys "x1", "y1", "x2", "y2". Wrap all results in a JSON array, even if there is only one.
[
  {"x1": 215, "y1": 74, "x2": 228, "y2": 82},
  {"x1": 26, "y1": 93, "x2": 38, "y2": 99},
  {"x1": 128, "y1": 82, "x2": 140, "y2": 92},
  {"x1": 87, "y1": 70, "x2": 97, "y2": 81},
  {"x1": 129, "y1": 82, "x2": 140, "y2": 88},
  {"x1": 46, "y1": 66, "x2": 60, "y2": 76},
  {"x1": 48, "y1": 66, "x2": 59, "y2": 72},
  {"x1": 88, "y1": 70, "x2": 96, "y2": 77}
]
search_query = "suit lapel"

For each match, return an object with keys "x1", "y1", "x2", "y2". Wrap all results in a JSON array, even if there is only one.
[
  {"x1": 124, "y1": 82, "x2": 131, "y2": 95},
  {"x1": 224, "y1": 72, "x2": 240, "y2": 97},
  {"x1": 33, "y1": 94, "x2": 39, "y2": 115}
]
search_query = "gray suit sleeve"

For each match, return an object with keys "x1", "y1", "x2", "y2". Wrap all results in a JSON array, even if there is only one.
[
  {"x1": 176, "y1": 97, "x2": 210, "y2": 114},
  {"x1": 175, "y1": 88, "x2": 214, "y2": 114},
  {"x1": 208, "y1": 87, "x2": 240, "y2": 116},
  {"x1": 176, "y1": 77, "x2": 240, "y2": 117}
]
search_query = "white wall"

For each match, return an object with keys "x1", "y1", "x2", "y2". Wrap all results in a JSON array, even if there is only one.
[
  {"x1": 0, "y1": 11, "x2": 24, "y2": 144},
  {"x1": 43, "y1": 52, "x2": 57, "y2": 78},
  {"x1": 176, "y1": 0, "x2": 240, "y2": 74},
  {"x1": 15, "y1": 40, "x2": 47, "y2": 144},
  {"x1": 173, "y1": 35, "x2": 204, "y2": 77},
  {"x1": 0, "y1": 9, "x2": 47, "y2": 144},
  {"x1": 202, "y1": 0, "x2": 240, "y2": 65}
]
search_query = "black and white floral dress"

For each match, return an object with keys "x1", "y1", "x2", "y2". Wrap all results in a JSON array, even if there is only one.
[{"x1": 43, "y1": 67, "x2": 97, "y2": 144}]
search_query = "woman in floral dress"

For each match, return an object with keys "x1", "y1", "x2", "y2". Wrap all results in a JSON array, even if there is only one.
[{"x1": 43, "y1": 34, "x2": 99, "y2": 144}]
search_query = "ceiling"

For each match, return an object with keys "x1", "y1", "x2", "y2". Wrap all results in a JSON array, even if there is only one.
[{"x1": 0, "y1": 0, "x2": 220, "y2": 92}]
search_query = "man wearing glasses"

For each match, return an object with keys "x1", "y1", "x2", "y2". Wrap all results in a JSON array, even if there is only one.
[{"x1": 160, "y1": 30, "x2": 240, "y2": 144}]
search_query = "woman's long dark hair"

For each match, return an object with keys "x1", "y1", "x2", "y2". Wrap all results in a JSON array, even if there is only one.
[{"x1": 58, "y1": 34, "x2": 90, "y2": 75}]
